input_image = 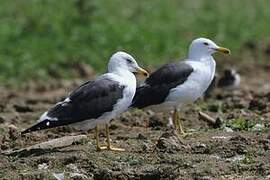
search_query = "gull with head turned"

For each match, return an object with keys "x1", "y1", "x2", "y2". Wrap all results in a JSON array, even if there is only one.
[
  {"x1": 131, "y1": 38, "x2": 230, "y2": 137},
  {"x1": 22, "y1": 51, "x2": 148, "y2": 151}
]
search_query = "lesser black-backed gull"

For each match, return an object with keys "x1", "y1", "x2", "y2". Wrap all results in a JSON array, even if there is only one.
[
  {"x1": 131, "y1": 38, "x2": 230, "y2": 136},
  {"x1": 22, "y1": 51, "x2": 149, "y2": 151}
]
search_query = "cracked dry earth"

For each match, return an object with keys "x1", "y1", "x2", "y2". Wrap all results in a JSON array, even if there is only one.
[{"x1": 0, "y1": 61, "x2": 270, "y2": 179}]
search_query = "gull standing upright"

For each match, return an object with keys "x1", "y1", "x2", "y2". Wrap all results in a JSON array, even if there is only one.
[
  {"x1": 131, "y1": 38, "x2": 230, "y2": 136},
  {"x1": 22, "y1": 51, "x2": 149, "y2": 151}
]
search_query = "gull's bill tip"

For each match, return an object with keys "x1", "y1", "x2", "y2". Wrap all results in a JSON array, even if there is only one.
[
  {"x1": 215, "y1": 47, "x2": 231, "y2": 55},
  {"x1": 135, "y1": 67, "x2": 149, "y2": 77}
]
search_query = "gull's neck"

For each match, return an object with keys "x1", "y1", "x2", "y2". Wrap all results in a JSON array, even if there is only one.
[
  {"x1": 109, "y1": 67, "x2": 135, "y2": 81},
  {"x1": 188, "y1": 46, "x2": 213, "y2": 61},
  {"x1": 187, "y1": 50, "x2": 216, "y2": 81},
  {"x1": 188, "y1": 50, "x2": 212, "y2": 61}
]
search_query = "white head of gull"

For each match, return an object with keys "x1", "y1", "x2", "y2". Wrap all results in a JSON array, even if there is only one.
[
  {"x1": 108, "y1": 51, "x2": 148, "y2": 77},
  {"x1": 188, "y1": 38, "x2": 230, "y2": 60}
]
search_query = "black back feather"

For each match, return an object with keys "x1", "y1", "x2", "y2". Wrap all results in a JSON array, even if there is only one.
[{"x1": 131, "y1": 62, "x2": 193, "y2": 108}]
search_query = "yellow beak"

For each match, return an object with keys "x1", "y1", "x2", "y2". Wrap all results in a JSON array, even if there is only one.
[
  {"x1": 215, "y1": 47, "x2": 231, "y2": 55},
  {"x1": 135, "y1": 67, "x2": 149, "y2": 77}
]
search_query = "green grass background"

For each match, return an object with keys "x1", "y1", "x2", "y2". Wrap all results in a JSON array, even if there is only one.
[{"x1": 0, "y1": 0, "x2": 269, "y2": 82}]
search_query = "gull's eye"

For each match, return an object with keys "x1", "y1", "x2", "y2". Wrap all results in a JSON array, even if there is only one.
[
  {"x1": 126, "y1": 58, "x2": 133, "y2": 64},
  {"x1": 203, "y1": 42, "x2": 209, "y2": 46}
]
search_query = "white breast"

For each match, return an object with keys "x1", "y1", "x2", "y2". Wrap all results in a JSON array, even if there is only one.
[
  {"x1": 108, "y1": 72, "x2": 137, "y2": 117},
  {"x1": 165, "y1": 59, "x2": 216, "y2": 107},
  {"x1": 72, "y1": 71, "x2": 137, "y2": 130}
]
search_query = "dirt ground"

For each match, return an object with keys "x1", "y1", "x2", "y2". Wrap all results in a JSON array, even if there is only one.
[{"x1": 0, "y1": 51, "x2": 270, "y2": 179}]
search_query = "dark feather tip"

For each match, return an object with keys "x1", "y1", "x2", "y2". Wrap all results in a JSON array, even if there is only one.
[{"x1": 21, "y1": 120, "x2": 51, "y2": 135}]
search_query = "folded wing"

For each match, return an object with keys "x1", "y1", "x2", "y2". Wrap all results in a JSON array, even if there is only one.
[
  {"x1": 22, "y1": 76, "x2": 125, "y2": 134},
  {"x1": 131, "y1": 62, "x2": 194, "y2": 108}
]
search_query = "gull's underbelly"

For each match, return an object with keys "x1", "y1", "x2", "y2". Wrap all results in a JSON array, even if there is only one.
[{"x1": 165, "y1": 69, "x2": 212, "y2": 108}]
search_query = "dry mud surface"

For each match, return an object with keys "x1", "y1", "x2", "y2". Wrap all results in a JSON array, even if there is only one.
[{"x1": 0, "y1": 62, "x2": 270, "y2": 179}]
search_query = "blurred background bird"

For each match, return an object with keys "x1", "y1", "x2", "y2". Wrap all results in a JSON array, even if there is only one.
[{"x1": 217, "y1": 69, "x2": 241, "y2": 90}]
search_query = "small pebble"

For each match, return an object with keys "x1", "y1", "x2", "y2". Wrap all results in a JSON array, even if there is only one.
[
  {"x1": 69, "y1": 172, "x2": 88, "y2": 179},
  {"x1": 53, "y1": 173, "x2": 64, "y2": 180},
  {"x1": 8, "y1": 125, "x2": 19, "y2": 140},
  {"x1": 137, "y1": 133, "x2": 147, "y2": 140},
  {"x1": 38, "y1": 163, "x2": 49, "y2": 170},
  {"x1": 245, "y1": 176, "x2": 257, "y2": 180},
  {"x1": 0, "y1": 116, "x2": 5, "y2": 123},
  {"x1": 223, "y1": 127, "x2": 234, "y2": 132},
  {"x1": 251, "y1": 124, "x2": 265, "y2": 132}
]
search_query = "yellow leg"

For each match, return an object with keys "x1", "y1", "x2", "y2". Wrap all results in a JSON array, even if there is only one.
[
  {"x1": 172, "y1": 109, "x2": 179, "y2": 130},
  {"x1": 172, "y1": 109, "x2": 181, "y2": 139},
  {"x1": 96, "y1": 124, "x2": 125, "y2": 151},
  {"x1": 105, "y1": 124, "x2": 125, "y2": 151},
  {"x1": 96, "y1": 126, "x2": 102, "y2": 151},
  {"x1": 96, "y1": 125, "x2": 108, "y2": 151},
  {"x1": 173, "y1": 109, "x2": 189, "y2": 137},
  {"x1": 176, "y1": 112, "x2": 185, "y2": 135}
]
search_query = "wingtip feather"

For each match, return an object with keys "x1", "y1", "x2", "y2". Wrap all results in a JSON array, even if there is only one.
[{"x1": 21, "y1": 120, "x2": 51, "y2": 135}]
